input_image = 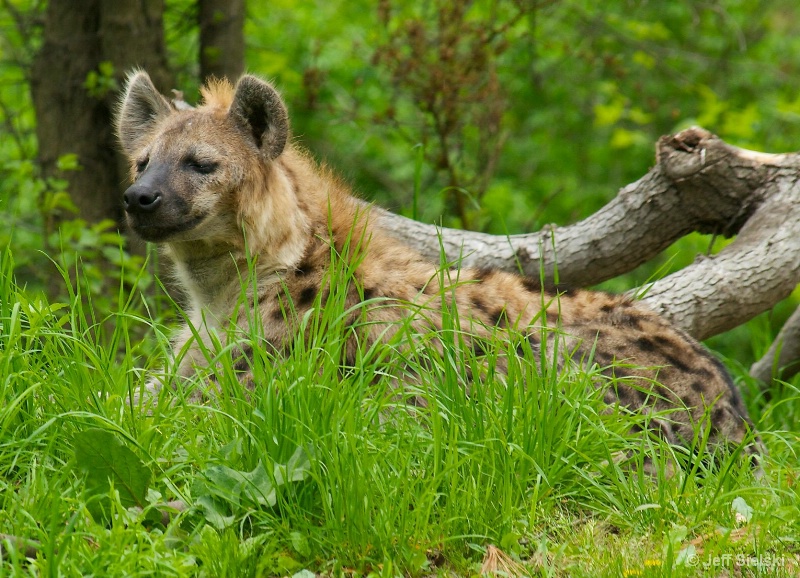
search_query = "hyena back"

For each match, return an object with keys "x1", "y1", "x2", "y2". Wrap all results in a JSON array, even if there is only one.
[{"x1": 116, "y1": 71, "x2": 760, "y2": 458}]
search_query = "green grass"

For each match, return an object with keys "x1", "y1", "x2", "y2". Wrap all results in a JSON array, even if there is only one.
[{"x1": 1, "y1": 244, "x2": 799, "y2": 577}]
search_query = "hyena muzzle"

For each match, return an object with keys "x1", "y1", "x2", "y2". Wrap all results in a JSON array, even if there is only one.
[{"x1": 116, "y1": 70, "x2": 763, "y2": 464}]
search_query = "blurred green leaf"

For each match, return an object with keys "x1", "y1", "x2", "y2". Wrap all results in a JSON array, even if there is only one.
[{"x1": 73, "y1": 428, "x2": 152, "y2": 523}]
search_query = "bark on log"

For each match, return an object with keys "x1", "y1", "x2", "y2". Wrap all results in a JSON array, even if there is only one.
[
  {"x1": 750, "y1": 307, "x2": 800, "y2": 385},
  {"x1": 374, "y1": 127, "x2": 800, "y2": 374}
]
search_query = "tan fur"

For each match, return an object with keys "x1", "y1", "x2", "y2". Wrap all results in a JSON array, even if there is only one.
[{"x1": 116, "y1": 72, "x2": 762, "y2": 459}]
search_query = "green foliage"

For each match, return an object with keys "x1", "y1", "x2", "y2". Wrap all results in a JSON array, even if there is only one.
[
  {"x1": 73, "y1": 428, "x2": 152, "y2": 523},
  {"x1": 241, "y1": 0, "x2": 800, "y2": 231},
  {"x1": 0, "y1": 245, "x2": 798, "y2": 576},
  {"x1": 194, "y1": 446, "x2": 312, "y2": 530},
  {"x1": 83, "y1": 61, "x2": 119, "y2": 99}
]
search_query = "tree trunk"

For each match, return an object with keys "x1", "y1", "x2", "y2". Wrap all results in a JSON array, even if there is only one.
[
  {"x1": 373, "y1": 127, "x2": 800, "y2": 380},
  {"x1": 98, "y1": 0, "x2": 172, "y2": 95},
  {"x1": 198, "y1": 0, "x2": 245, "y2": 82},
  {"x1": 31, "y1": 0, "x2": 116, "y2": 225},
  {"x1": 30, "y1": 0, "x2": 171, "y2": 228},
  {"x1": 750, "y1": 306, "x2": 800, "y2": 385}
]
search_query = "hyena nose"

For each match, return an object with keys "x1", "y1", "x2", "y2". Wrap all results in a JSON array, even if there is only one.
[{"x1": 123, "y1": 185, "x2": 162, "y2": 214}]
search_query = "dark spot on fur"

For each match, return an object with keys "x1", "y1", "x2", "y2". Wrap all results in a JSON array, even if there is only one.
[
  {"x1": 525, "y1": 338, "x2": 542, "y2": 358},
  {"x1": 363, "y1": 286, "x2": 376, "y2": 300},
  {"x1": 690, "y1": 381, "x2": 704, "y2": 393},
  {"x1": 472, "y1": 338, "x2": 489, "y2": 357},
  {"x1": 490, "y1": 308, "x2": 507, "y2": 327},
  {"x1": 472, "y1": 296, "x2": 489, "y2": 314},
  {"x1": 473, "y1": 267, "x2": 496, "y2": 281},
  {"x1": 298, "y1": 286, "x2": 317, "y2": 307},
  {"x1": 712, "y1": 406, "x2": 726, "y2": 425},
  {"x1": 663, "y1": 353, "x2": 691, "y2": 373},
  {"x1": 652, "y1": 334, "x2": 674, "y2": 347},
  {"x1": 257, "y1": 287, "x2": 272, "y2": 305},
  {"x1": 654, "y1": 383, "x2": 673, "y2": 399},
  {"x1": 295, "y1": 260, "x2": 314, "y2": 277},
  {"x1": 271, "y1": 307, "x2": 285, "y2": 320},
  {"x1": 233, "y1": 345, "x2": 253, "y2": 373},
  {"x1": 521, "y1": 277, "x2": 540, "y2": 293},
  {"x1": 593, "y1": 352, "x2": 612, "y2": 366},
  {"x1": 615, "y1": 386, "x2": 633, "y2": 404},
  {"x1": 615, "y1": 313, "x2": 643, "y2": 330},
  {"x1": 695, "y1": 367, "x2": 713, "y2": 379},
  {"x1": 629, "y1": 385, "x2": 647, "y2": 403},
  {"x1": 635, "y1": 336, "x2": 656, "y2": 352},
  {"x1": 600, "y1": 304, "x2": 614, "y2": 313},
  {"x1": 615, "y1": 366, "x2": 633, "y2": 379}
]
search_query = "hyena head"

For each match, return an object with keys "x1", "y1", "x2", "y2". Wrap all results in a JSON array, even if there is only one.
[{"x1": 116, "y1": 71, "x2": 309, "y2": 266}]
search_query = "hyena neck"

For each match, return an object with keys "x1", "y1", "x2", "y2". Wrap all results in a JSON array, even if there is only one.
[
  {"x1": 166, "y1": 242, "x2": 262, "y2": 313},
  {"x1": 276, "y1": 150, "x2": 381, "y2": 271}
]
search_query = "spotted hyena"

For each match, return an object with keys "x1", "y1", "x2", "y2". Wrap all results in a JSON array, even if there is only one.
[{"x1": 116, "y1": 71, "x2": 761, "y2": 459}]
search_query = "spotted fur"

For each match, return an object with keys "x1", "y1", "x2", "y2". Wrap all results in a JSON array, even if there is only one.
[{"x1": 116, "y1": 71, "x2": 761, "y2": 457}]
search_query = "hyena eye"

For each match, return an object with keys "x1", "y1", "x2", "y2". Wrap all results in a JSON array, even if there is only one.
[
  {"x1": 135, "y1": 158, "x2": 149, "y2": 173},
  {"x1": 185, "y1": 158, "x2": 218, "y2": 175}
]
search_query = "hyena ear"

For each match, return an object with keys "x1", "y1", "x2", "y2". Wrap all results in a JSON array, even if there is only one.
[
  {"x1": 116, "y1": 71, "x2": 172, "y2": 156},
  {"x1": 228, "y1": 75, "x2": 289, "y2": 160}
]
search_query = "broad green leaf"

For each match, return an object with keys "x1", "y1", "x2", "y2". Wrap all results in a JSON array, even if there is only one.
[
  {"x1": 290, "y1": 531, "x2": 311, "y2": 557},
  {"x1": 277, "y1": 445, "x2": 312, "y2": 484},
  {"x1": 203, "y1": 461, "x2": 277, "y2": 507},
  {"x1": 676, "y1": 544, "x2": 697, "y2": 566},
  {"x1": 195, "y1": 495, "x2": 235, "y2": 530},
  {"x1": 731, "y1": 496, "x2": 754, "y2": 524},
  {"x1": 73, "y1": 428, "x2": 152, "y2": 522},
  {"x1": 196, "y1": 446, "x2": 313, "y2": 527}
]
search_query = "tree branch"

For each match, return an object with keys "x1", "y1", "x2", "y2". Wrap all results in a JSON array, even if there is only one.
[
  {"x1": 375, "y1": 127, "x2": 800, "y2": 344},
  {"x1": 751, "y1": 306, "x2": 800, "y2": 385}
]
